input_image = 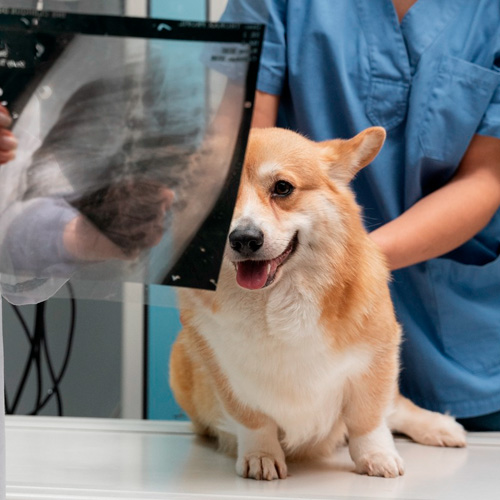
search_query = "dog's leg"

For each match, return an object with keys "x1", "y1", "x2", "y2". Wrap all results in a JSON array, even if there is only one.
[
  {"x1": 348, "y1": 422, "x2": 404, "y2": 478},
  {"x1": 344, "y1": 353, "x2": 405, "y2": 478},
  {"x1": 387, "y1": 393, "x2": 466, "y2": 447},
  {"x1": 235, "y1": 418, "x2": 287, "y2": 481}
]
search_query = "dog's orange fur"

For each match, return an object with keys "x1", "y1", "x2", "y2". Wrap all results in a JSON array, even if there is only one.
[{"x1": 170, "y1": 127, "x2": 466, "y2": 480}]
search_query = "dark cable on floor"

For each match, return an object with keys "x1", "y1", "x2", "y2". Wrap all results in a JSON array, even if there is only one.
[{"x1": 4, "y1": 282, "x2": 76, "y2": 416}]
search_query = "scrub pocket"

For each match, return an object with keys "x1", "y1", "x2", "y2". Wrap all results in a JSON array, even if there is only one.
[
  {"x1": 427, "y1": 256, "x2": 500, "y2": 376},
  {"x1": 418, "y1": 56, "x2": 500, "y2": 165},
  {"x1": 366, "y1": 78, "x2": 410, "y2": 130}
]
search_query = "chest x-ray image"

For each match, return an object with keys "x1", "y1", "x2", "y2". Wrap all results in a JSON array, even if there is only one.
[{"x1": 0, "y1": 10, "x2": 263, "y2": 304}]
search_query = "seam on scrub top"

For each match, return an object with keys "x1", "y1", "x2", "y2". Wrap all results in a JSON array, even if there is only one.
[
  {"x1": 257, "y1": 70, "x2": 285, "y2": 97},
  {"x1": 416, "y1": 57, "x2": 447, "y2": 157},
  {"x1": 425, "y1": 260, "x2": 446, "y2": 355},
  {"x1": 400, "y1": 0, "x2": 467, "y2": 70},
  {"x1": 355, "y1": 0, "x2": 411, "y2": 130},
  {"x1": 366, "y1": 79, "x2": 409, "y2": 130}
]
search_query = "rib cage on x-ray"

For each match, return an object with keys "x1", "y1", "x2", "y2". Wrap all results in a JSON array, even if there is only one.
[
  {"x1": 25, "y1": 57, "x2": 205, "y2": 254},
  {"x1": 25, "y1": 62, "x2": 201, "y2": 198},
  {"x1": 0, "y1": 11, "x2": 263, "y2": 302}
]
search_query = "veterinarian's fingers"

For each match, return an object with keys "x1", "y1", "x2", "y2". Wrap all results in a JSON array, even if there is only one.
[
  {"x1": 0, "y1": 104, "x2": 12, "y2": 126},
  {"x1": 0, "y1": 150, "x2": 16, "y2": 164},
  {"x1": 0, "y1": 129, "x2": 17, "y2": 155},
  {"x1": 0, "y1": 105, "x2": 17, "y2": 164}
]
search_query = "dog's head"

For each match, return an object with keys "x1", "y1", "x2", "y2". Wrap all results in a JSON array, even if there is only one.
[{"x1": 227, "y1": 127, "x2": 385, "y2": 290}]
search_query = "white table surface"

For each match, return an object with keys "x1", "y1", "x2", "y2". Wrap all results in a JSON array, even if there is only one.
[{"x1": 5, "y1": 415, "x2": 500, "y2": 500}]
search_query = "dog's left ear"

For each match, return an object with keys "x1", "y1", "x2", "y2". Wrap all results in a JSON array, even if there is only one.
[{"x1": 320, "y1": 127, "x2": 386, "y2": 184}]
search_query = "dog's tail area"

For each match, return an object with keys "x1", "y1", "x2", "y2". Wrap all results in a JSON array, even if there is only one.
[{"x1": 387, "y1": 393, "x2": 466, "y2": 447}]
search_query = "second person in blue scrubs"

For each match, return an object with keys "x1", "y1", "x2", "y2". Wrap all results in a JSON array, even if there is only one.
[{"x1": 222, "y1": 0, "x2": 500, "y2": 430}]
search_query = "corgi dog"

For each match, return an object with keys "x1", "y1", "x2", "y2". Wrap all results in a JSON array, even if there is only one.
[{"x1": 170, "y1": 127, "x2": 466, "y2": 481}]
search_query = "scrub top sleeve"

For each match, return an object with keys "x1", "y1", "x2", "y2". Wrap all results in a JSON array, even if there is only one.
[
  {"x1": 4, "y1": 198, "x2": 79, "y2": 277},
  {"x1": 476, "y1": 81, "x2": 500, "y2": 140},
  {"x1": 0, "y1": 198, "x2": 79, "y2": 306},
  {"x1": 221, "y1": 0, "x2": 288, "y2": 96}
]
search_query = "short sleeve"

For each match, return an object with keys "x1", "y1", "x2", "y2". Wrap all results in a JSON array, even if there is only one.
[
  {"x1": 0, "y1": 198, "x2": 78, "y2": 305},
  {"x1": 476, "y1": 56, "x2": 500, "y2": 139},
  {"x1": 221, "y1": 0, "x2": 287, "y2": 96}
]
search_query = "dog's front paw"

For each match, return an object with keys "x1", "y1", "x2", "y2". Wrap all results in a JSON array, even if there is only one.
[
  {"x1": 236, "y1": 452, "x2": 288, "y2": 481},
  {"x1": 408, "y1": 413, "x2": 466, "y2": 448},
  {"x1": 355, "y1": 451, "x2": 405, "y2": 478}
]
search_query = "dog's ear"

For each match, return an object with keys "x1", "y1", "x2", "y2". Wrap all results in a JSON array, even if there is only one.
[{"x1": 320, "y1": 127, "x2": 386, "y2": 183}]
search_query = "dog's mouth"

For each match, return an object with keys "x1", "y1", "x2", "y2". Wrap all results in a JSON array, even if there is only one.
[{"x1": 233, "y1": 233, "x2": 298, "y2": 290}]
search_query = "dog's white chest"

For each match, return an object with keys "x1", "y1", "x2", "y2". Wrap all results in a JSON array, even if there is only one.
[{"x1": 197, "y1": 285, "x2": 372, "y2": 448}]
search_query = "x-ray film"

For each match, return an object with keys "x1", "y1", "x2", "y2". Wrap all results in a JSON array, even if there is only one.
[{"x1": 0, "y1": 10, "x2": 263, "y2": 304}]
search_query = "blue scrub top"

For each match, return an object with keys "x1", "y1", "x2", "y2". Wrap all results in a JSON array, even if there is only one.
[{"x1": 223, "y1": 0, "x2": 500, "y2": 418}]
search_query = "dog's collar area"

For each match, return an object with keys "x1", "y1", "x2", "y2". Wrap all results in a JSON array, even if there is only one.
[{"x1": 233, "y1": 232, "x2": 298, "y2": 290}]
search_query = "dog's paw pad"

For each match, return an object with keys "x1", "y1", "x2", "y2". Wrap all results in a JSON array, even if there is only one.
[
  {"x1": 237, "y1": 452, "x2": 288, "y2": 480},
  {"x1": 412, "y1": 414, "x2": 467, "y2": 448},
  {"x1": 355, "y1": 451, "x2": 405, "y2": 478}
]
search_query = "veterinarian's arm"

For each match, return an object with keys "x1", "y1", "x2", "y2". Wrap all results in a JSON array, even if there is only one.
[
  {"x1": 370, "y1": 134, "x2": 500, "y2": 270},
  {"x1": 252, "y1": 91, "x2": 279, "y2": 128}
]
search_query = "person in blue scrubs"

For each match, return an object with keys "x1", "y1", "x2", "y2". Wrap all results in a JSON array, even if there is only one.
[{"x1": 222, "y1": 0, "x2": 500, "y2": 430}]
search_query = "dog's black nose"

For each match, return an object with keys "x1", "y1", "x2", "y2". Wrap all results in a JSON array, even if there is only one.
[{"x1": 229, "y1": 227, "x2": 264, "y2": 255}]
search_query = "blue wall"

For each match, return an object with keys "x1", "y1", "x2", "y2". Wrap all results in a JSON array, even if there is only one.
[
  {"x1": 147, "y1": 286, "x2": 186, "y2": 420},
  {"x1": 146, "y1": 0, "x2": 207, "y2": 420},
  {"x1": 150, "y1": 0, "x2": 207, "y2": 21}
]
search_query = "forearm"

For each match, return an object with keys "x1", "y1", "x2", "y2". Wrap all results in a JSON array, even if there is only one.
[
  {"x1": 251, "y1": 90, "x2": 279, "y2": 128},
  {"x1": 370, "y1": 134, "x2": 500, "y2": 270},
  {"x1": 370, "y1": 173, "x2": 500, "y2": 269}
]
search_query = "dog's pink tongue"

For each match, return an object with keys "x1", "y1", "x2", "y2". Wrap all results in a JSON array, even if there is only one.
[{"x1": 236, "y1": 261, "x2": 269, "y2": 290}]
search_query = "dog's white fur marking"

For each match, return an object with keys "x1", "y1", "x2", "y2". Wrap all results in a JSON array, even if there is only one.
[
  {"x1": 235, "y1": 419, "x2": 287, "y2": 480},
  {"x1": 192, "y1": 282, "x2": 374, "y2": 451},
  {"x1": 349, "y1": 423, "x2": 405, "y2": 478},
  {"x1": 257, "y1": 160, "x2": 283, "y2": 179}
]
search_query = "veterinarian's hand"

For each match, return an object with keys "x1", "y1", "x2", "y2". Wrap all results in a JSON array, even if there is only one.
[
  {"x1": 0, "y1": 104, "x2": 17, "y2": 164},
  {"x1": 64, "y1": 179, "x2": 174, "y2": 261}
]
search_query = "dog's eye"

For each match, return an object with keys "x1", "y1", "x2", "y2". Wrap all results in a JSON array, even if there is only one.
[{"x1": 272, "y1": 180, "x2": 294, "y2": 197}]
